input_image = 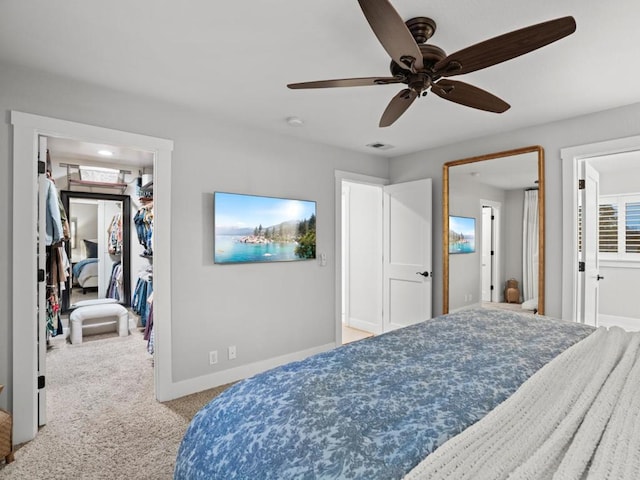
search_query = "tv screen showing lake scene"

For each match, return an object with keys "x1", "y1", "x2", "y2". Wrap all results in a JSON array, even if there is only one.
[
  {"x1": 449, "y1": 215, "x2": 476, "y2": 254},
  {"x1": 214, "y1": 192, "x2": 317, "y2": 264}
]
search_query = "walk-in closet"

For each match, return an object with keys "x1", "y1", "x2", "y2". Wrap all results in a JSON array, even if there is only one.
[{"x1": 41, "y1": 136, "x2": 157, "y2": 429}]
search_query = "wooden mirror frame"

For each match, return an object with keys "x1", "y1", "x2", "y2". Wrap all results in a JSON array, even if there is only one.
[{"x1": 442, "y1": 145, "x2": 545, "y2": 314}]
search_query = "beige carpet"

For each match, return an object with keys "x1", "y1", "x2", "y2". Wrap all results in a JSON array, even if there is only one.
[{"x1": 0, "y1": 328, "x2": 230, "y2": 479}]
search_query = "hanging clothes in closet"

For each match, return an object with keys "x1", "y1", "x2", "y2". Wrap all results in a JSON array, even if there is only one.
[
  {"x1": 143, "y1": 293, "x2": 154, "y2": 355},
  {"x1": 132, "y1": 267, "x2": 153, "y2": 327},
  {"x1": 106, "y1": 261, "x2": 123, "y2": 300},
  {"x1": 107, "y1": 212, "x2": 123, "y2": 255},
  {"x1": 134, "y1": 201, "x2": 153, "y2": 257},
  {"x1": 44, "y1": 170, "x2": 71, "y2": 336}
]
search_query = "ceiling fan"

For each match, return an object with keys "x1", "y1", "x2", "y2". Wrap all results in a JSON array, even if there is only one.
[{"x1": 287, "y1": 0, "x2": 576, "y2": 127}]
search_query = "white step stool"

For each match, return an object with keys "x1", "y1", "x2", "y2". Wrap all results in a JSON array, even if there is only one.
[{"x1": 69, "y1": 301, "x2": 129, "y2": 344}]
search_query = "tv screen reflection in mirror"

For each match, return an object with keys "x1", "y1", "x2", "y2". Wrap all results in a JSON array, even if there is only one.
[{"x1": 449, "y1": 215, "x2": 476, "y2": 254}]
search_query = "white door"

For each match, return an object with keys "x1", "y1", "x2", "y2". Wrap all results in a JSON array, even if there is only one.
[
  {"x1": 581, "y1": 161, "x2": 601, "y2": 326},
  {"x1": 37, "y1": 136, "x2": 48, "y2": 426},
  {"x1": 383, "y1": 179, "x2": 432, "y2": 331},
  {"x1": 481, "y1": 206, "x2": 493, "y2": 302}
]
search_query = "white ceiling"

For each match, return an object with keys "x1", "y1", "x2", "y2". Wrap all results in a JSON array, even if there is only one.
[
  {"x1": 588, "y1": 150, "x2": 640, "y2": 175},
  {"x1": 449, "y1": 151, "x2": 539, "y2": 190},
  {"x1": 2, "y1": 1, "x2": 640, "y2": 158},
  {"x1": 47, "y1": 137, "x2": 154, "y2": 169}
]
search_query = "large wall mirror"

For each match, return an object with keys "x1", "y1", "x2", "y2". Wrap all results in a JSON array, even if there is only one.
[
  {"x1": 60, "y1": 191, "x2": 131, "y2": 312},
  {"x1": 443, "y1": 146, "x2": 545, "y2": 315}
]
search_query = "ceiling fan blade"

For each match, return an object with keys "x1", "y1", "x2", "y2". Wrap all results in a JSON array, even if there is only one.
[
  {"x1": 432, "y1": 79, "x2": 510, "y2": 113},
  {"x1": 379, "y1": 89, "x2": 418, "y2": 127},
  {"x1": 357, "y1": 0, "x2": 424, "y2": 71},
  {"x1": 287, "y1": 77, "x2": 402, "y2": 89},
  {"x1": 435, "y1": 16, "x2": 576, "y2": 77}
]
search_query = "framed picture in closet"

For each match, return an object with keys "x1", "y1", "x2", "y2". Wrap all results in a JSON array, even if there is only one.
[{"x1": 214, "y1": 192, "x2": 316, "y2": 264}]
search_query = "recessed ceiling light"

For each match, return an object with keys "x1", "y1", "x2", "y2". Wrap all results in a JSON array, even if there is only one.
[
  {"x1": 286, "y1": 116, "x2": 304, "y2": 127},
  {"x1": 98, "y1": 149, "x2": 114, "y2": 156}
]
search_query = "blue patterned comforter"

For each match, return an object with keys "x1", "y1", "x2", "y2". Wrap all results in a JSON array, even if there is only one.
[{"x1": 174, "y1": 309, "x2": 594, "y2": 480}]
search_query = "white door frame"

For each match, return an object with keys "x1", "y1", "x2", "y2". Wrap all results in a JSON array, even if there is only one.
[
  {"x1": 335, "y1": 170, "x2": 388, "y2": 345},
  {"x1": 561, "y1": 134, "x2": 640, "y2": 321},
  {"x1": 11, "y1": 111, "x2": 174, "y2": 444}
]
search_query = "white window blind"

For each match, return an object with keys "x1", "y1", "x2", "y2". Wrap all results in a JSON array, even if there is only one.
[
  {"x1": 599, "y1": 194, "x2": 640, "y2": 260},
  {"x1": 626, "y1": 201, "x2": 640, "y2": 253},
  {"x1": 598, "y1": 203, "x2": 618, "y2": 253}
]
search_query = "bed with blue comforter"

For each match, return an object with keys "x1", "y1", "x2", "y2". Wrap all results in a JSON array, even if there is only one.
[{"x1": 174, "y1": 308, "x2": 595, "y2": 479}]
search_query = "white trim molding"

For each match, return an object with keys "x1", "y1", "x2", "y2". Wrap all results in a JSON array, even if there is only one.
[
  {"x1": 168, "y1": 343, "x2": 335, "y2": 400},
  {"x1": 10, "y1": 111, "x2": 174, "y2": 443},
  {"x1": 334, "y1": 170, "x2": 388, "y2": 347}
]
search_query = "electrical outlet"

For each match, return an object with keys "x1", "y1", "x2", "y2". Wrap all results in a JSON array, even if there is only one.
[
  {"x1": 209, "y1": 350, "x2": 218, "y2": 365},
  {"x1": 228, "y1": 345, "x2": 237, "y2": 360}
]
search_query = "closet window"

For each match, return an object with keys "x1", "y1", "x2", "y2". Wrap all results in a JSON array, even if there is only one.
[{"x1": 79, "y1": 165, "x2": 120, "y2": 183}]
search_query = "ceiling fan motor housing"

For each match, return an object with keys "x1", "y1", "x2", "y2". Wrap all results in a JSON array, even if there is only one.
[
  {"x1": 390, "y1": 44, "x2": 446, "y2": 94},
  {"x1": 389, "y1": 17, "x2": 446, "y2": 91}
]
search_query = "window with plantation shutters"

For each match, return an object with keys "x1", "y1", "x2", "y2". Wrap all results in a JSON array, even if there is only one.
[
  {"x1": 626, "y1": 201, "x2": 640, "y2": 253},
  {"x1": 599, "y1": 203, "x2": 618, "y2": 253},
  {"x1": 599, "y1": 194, "x2": 640, "y2": 260}
]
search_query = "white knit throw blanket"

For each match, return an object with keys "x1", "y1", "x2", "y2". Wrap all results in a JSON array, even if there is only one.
[{"x1": 404, "y1": 327, "x2": 640, "y2": 480}]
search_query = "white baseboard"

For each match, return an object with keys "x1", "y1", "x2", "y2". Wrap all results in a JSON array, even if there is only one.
[
  {"x1": 598, "y1": 314, "x2": 640, "y2": 332},
  {"x1": 160, "y1": 342, "x2": 336, "y2": 402},
  {"x1": 449, "y1": 302, "x2": 482, "y2": 314},
  {"x1": 345, "y1": 316, "x2": 381, "y2": 335}
]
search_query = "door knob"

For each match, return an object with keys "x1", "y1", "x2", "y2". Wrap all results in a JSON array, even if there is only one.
[
  {"x1": 416, "y1": 271, "x2": 430, "y2": 278},
  {"x1": 596, "y1": 275, "x2": 605, "y2": 281}
]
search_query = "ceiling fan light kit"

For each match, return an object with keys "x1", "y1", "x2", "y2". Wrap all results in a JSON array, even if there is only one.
[{"x1": 287, "y1": 0, "x2": 576, "y2": 127}]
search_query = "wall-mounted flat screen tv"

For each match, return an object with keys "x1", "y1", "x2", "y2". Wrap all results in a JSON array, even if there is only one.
[
  {"x1": 449, "y1": 215, "x2": 476, "y2": 254},
  {"x1": 214, "y1": 192, "x2": 317, "y2": 264}
]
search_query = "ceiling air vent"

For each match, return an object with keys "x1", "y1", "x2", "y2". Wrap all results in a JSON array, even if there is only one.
[{"x1": 366, "y1": 142, "x2": 394, "y2": 150}]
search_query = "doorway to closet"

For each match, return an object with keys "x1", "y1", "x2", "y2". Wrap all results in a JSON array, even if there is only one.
[
  {"x1": 11, "y1": 111, "x2": 173, "y2": 444},
  {"x1": 42, "y1": 137, "x2": 155, "y2": 423}
]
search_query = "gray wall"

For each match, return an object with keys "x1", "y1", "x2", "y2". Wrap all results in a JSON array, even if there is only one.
[
  {"x1": 0, "y1": 62, "x2": 388, "y2": 409},
  {"x1": 389, "y1": 101, "x2": 640, "y2": 318},
  {"x1": 71, "y1": 202, "x2": 98, "y2": 260},
  {"x1": 504, "y1": 189, "x2": 525, "y2": 299}
]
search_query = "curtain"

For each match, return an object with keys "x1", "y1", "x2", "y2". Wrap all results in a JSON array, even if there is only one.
[{"x1": 522, "y1": 189, "x2": 538, "y2": 302}]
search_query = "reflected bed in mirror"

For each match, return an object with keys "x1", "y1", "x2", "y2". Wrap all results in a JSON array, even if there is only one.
[{"x1": 443, "y1": 146, "x2": 545, "y2": 315}]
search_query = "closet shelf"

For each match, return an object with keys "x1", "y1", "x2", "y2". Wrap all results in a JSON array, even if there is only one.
[{"x1": 62, "y1": 163, "x2": 130, "y2": 194}]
